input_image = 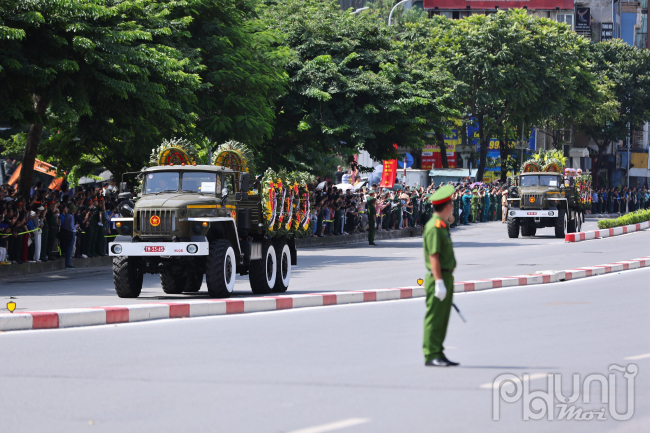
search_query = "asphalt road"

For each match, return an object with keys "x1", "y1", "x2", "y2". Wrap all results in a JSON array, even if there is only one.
[
  {"x1": 1, "y1": 219, "x2": 649, "y2": 311},
  {"x1": 0, "y1": 264, "x2": 648, "y2": 432}
]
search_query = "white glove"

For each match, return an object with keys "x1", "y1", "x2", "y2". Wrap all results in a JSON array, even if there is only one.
[{"x1": 434, "y1": 279, "x2": 447, "y2": 301}]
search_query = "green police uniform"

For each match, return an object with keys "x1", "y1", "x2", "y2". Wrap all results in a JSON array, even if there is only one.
[
  {"x1": 367, "y1": 192, "x2": 377, "y2": 245},
  {"x1": 471, "y1": 191, "x2": 479, "y2": 223},
  {"x1": 423, "y1": 185, "x2": 457, "y2": 364},
  {"x1": 488, "y1": 192, "x2": 495, "y2": 221}
]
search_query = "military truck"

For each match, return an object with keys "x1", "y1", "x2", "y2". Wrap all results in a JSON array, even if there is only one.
[
  {"x1": 109, "y1": 164, "x2": 297, "y2": 298},
  {"x1": 506, "y1": 172, "x2": 584, "y2": 238}
]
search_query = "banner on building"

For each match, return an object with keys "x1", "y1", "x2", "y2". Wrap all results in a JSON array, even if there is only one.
[
  {"x1": 601, "y1": 22, "x2": 613, "y2": 41},
  {"x1": 575, "y1": 7, "x2": 591, "y2": 32},
  {"x1": 379, "y1": 160, "x2": 397, "y2": 188},
  {"x1": 422, "y1": 131, "x2": 458, "y2": 170},
  {"x1": 423, "y1": 0, "x2": 574, "y2": 10}
]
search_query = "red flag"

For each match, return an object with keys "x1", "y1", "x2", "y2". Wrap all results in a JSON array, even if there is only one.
[{"x1": 379, "y1": 160, "x2": 397, "y2": 189}]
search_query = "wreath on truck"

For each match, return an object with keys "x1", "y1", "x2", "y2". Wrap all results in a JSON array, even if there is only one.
[{"x1": 261, "y1": 168, "x2": 315, "y2": 238}]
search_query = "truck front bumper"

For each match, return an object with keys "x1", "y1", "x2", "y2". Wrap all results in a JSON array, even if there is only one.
[
  {"x1": 508, "y1": 210, "x2": 557, "y2": 218},
  {"x1": 109, "y1": 241, "x2": 209, "y2": 256}
]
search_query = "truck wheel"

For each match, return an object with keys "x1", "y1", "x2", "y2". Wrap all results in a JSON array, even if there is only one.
[
  {"x1": 160, "y1": 272, "x2": 185, "y2": 294},
  {"x1": 184, "y1": 273, "x2": 203, "y2": 293},
  {"x1": 555, "y1": 209, "x2": 567, "y2": 238},
  {"x1": 272, "y1": 241, "x2": 291, "y2": 293},
  {"x1": 249, "y1": 241, "x2": 276, "y2": 295},
  {"x1": 567, "y1": 217, "x2": 576, "y2": 233},
  {"x1": 521, "y1": 222, "x2": 536, "y2": 237},
  {"x1": 113, "y1": 256, "x2": 143, "y2": 298},
  {"x1": 576, "y1": 213, "x2": 582, "y2": 232},
  {"x1": 206, "y1": 240, "x2": 236, "y2": 298},
  {"x1": 507, "y1": 218, "x2": 519, "y2": 238}
]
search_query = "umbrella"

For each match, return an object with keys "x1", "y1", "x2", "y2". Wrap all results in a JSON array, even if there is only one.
[
  {"x1": 334, "y1": 183, "x2": 354, "y2": 191},
  {"x1": 316, "y1": 181, "x2": 327, "y2": 190}
]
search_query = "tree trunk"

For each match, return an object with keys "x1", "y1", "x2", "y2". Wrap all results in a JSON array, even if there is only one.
[
  {"x1": 476, "y1": 115, "x2": 488, "y2": 183},
  {"x1": 499, "y1": 139, "x2": 508, "y2": 182},
  {"x1": 435, "y1": 131, "x2": 449, "y2": 168},
  {"x1": 19, "y1": 94, "x2": 50, "y2": 199}
]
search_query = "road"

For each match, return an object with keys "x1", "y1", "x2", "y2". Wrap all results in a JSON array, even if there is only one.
[
  {"x1": 0, "y1": 263, "x2": 648, "y2": 432},
  {"x1": 1, "y1": 219, "x2": 649, "y2": 311}
]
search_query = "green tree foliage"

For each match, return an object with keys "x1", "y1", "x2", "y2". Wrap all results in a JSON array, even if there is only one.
[
  {"x1": 0, "y1": 0, "x2": 202, "y2": 197},
  {"x1": 258, "y1": 0, "x2": 456, "y2": 175},
  {"x1": 579, "y1": 40, "x2": 650, "y2": 188},
  {"x1": 434, "y1": 10, "x2": 603, "y2": 182},
  {"x1": 187, "y1": 0, "x2": 290, "y2": 149}
]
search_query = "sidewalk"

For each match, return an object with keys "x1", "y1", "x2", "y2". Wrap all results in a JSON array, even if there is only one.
[{"x1": 584, "y1": 213, "x2": 623, "y2": 220}]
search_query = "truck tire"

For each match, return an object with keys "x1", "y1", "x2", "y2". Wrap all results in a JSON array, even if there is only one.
[
  {"x1": 576, "y1": 213, "x2": 582, "y2": 232},
  {"x1": 507, "y1": 218, "x2": 519, "y2": 238},
  {"x1": 249, "y1": 241, "x2": 276, "y2": 295},
  {"x1": 184, "y1": 273, "x2": 203, "y2": 292},
  {"x1": 555, "y1": 209, "x2": 567, "y2": 238},
  {"x1": 113, "y1": 256, "x2": 143, "y2": 298},
  {"x1": 206, "y1": 240, "x2": 236, "y2": 298},
  {"x1": 160, "y1": 272, "x2": 185, "y2": 294},
  {"x1": 272, "y1": 240, "x2": 291, "y2": 293},
  {"x1": 567, "y1": 217, "x2": 576, "y2": 233},
  {"x1": 521, "y1": 222, "x2": 536, "y2": 237}
]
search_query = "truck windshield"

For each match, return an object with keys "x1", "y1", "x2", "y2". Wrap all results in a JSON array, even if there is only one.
[
  {"x1": 520, "y1": 175, "x2": 560, "y2": 187},
  {"x1": 143, "y1": 172, "x2": 179, "y2": 194},
  {"x1": 182, "y1": 172, "x2": 221, "y2": 194}
]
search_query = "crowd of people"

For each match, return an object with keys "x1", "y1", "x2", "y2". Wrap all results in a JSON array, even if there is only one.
[
  {"x1": 308, "y1": 179, "x2": 509, "y2": 239},
  {"x1": 591, "y1": 187, "x2": 650, "y2": 214},
  {"x1": 0, "y1": 179, "x2": 120, "y2": 267}
]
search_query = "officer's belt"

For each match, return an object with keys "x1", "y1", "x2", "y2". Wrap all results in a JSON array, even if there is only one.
[{"x1": 441, "y1": 269, "x2": 453, "y2": 273}]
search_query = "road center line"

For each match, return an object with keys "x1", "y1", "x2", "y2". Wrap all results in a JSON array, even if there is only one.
[
  {"x1": 479, "y1": 373, "x2": 547, "y2": 389},
  {"x1": 625, "y1": 353, "x2": 650, "y2": 360},
  {"x1": 287, "y1": 418, "x2": 370, "y2": 433}
]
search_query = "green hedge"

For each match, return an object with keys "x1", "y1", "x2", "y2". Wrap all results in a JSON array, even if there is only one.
[{"x1": 597, "y1": 209, "x2": 650, "y2": 229}]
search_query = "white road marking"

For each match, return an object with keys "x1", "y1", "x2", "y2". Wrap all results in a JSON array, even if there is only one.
[
  {"x1": 625, "y1": 353, "x2": 650, "y2": 360},
  {"x1": 479, "y1": 373, "x2": 548, "y2": 389},
  {"x1": 288, "y1": 418, "x2": 370, "y2": 433}
]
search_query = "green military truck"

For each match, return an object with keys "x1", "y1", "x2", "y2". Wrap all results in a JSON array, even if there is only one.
[
  {"x1": 506, "y1": 172, "x2": 584, "y2": 238},
  {"x1": 109, "y1": 143, "x2": 303, "y2": 298}
]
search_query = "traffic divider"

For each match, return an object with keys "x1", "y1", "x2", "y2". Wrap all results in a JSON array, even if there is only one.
[{"x1": 565, "y1": 220, "x2": 650, "y2": 242}]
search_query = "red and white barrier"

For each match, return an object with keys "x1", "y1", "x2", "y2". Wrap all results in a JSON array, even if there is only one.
[
  {"x1": 0, "y1": 288, "x2": 424, "y2": 332},
  {"x1": 565, "y1": 220, "x2": 650, "y2": 242},
  {"x1": 2, "y1": 256, "x2": 650, "y2": 332}
]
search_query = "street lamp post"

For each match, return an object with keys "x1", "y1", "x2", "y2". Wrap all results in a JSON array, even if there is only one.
[
  {"x1": 388, "y1": 0, "x2": 409, "y2": 26},
  {"x1": 351, "y1": 7, "x2": 369, "y2": 14}
]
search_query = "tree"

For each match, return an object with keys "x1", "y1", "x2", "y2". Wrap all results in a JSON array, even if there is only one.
[
  {"x1": 436, "y1": 10, "x2": 600, "y2": 182},
  {"x1": 257, "y1": 0, "x2": 457, "y2": 174},
  {"x1": 187, "y1": 0, "x2": 290, "y2": 150},
  {"x1": 579, "y1": 40, "x2": 650, "y2": 188},
  {"x1": 0, "y1": 0, "x2": 202, "y2": 197}
]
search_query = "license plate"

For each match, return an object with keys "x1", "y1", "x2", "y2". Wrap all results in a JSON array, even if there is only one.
[{"x1": 144, "y1": 246, "x2": 165, "y2": 253}]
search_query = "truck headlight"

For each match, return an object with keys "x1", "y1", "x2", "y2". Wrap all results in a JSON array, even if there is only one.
[
  {"x1": 112, "y1": 244, "x2": 123, "y2": 254},
  {"x1": 187, "y1": 244, "x2": 198, "y2": 254},
  {"x1": 548, "y1": 211, "x2": 554, "y2": 216},
  {"x1": 510, "y1": 211, "x2": 515, "y2": 216}
]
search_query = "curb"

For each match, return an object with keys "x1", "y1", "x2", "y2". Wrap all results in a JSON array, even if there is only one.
[
  {"x1": 2, "y1": 255, "x2": 649, "y2": 332},
  {"x1": 452, "y1": 256, "x2": 650, "y2": 293},
  {"x1": 564, "y1": 221, "x2": 650, "y2": 242},
  {"x1": 295, "y1": 227, "x2": 422, "y2": 248},
  {"x1": 0, "y1": 288, "x2": 423, "y2": 332},
  {"x1": 0, "y1": 256, "x2": 113, "y2": 278}
]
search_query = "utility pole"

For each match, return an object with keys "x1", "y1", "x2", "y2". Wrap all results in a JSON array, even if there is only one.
[{"x1": 627, "y1": 123, "x2": 631, "y2": 187}]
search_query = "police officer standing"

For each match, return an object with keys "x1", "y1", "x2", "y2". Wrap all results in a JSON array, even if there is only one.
[
  {"x1": 367, "y1": 190, "x2": 377, "y2": 246},
  {"x1": 423, "y1": 185, "x2": 459, "y2": 367}
]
